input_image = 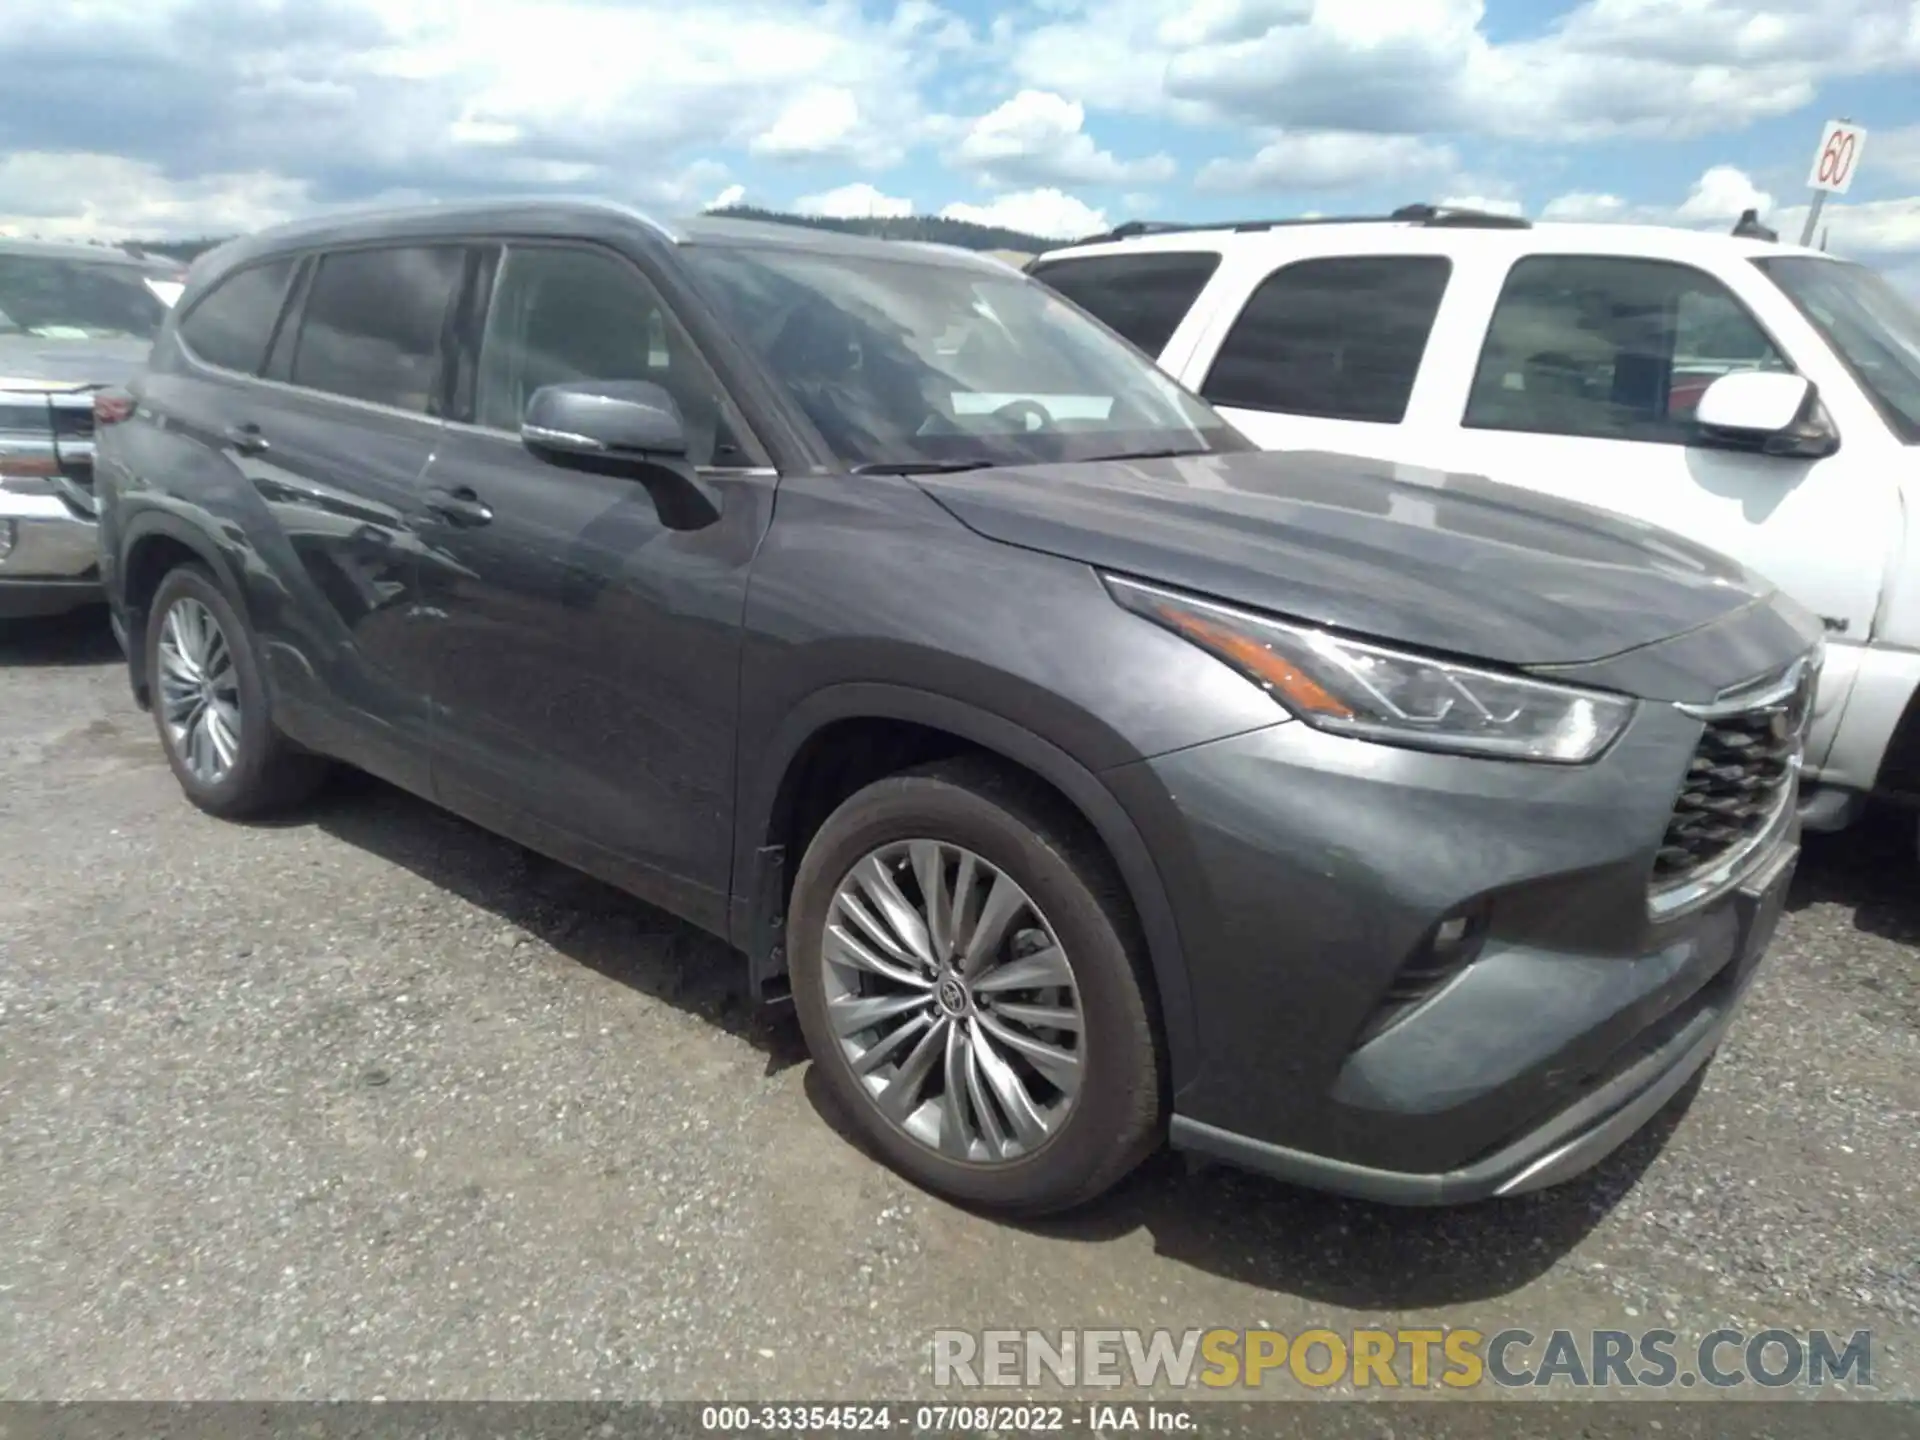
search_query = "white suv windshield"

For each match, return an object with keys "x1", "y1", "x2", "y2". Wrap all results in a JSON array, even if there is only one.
[
  {"x1": 1757, "y1": 257, "x2": 1920, "y2": 443},
  {"x1": 684, "y1": 244, "x2": 1247, "y2": 471}
]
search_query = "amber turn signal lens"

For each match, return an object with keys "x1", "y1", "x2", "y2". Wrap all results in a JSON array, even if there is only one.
[{"x1": 1153, "y1": 601, "x2": 1356, "y2": 719}]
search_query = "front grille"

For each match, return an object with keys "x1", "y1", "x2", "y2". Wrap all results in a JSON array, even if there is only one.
[
  {"x1": 49, "y1": 395, "x2": 97, "y2": 508},
  {"x1": 1653, "y1": 659, "x2": 1817, "y2": 887}
]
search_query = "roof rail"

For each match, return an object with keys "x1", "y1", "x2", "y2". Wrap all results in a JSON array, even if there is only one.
[{"x1": 1079, "y1": 202, "x2": 1532, "y2": 246}]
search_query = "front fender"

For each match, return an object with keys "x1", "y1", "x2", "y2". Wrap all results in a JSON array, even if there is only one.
[{"x1": 733, "y1": 679, "x2": 1203, "y2": 1096}]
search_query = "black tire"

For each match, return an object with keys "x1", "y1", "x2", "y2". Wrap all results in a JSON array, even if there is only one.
[
  {"x1": 788, "y1": 757, "x2": 1164, "y2": 1216},
  {"x1": 145, "y1": 564, "x2": 328, "y2": 818}
]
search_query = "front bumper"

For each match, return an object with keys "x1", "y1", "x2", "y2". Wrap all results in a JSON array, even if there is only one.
[
  {"x1": 1172, "y1": 841, "x2": 1795, "y2": 1204},
  {"x1": 1103, "y1": 696, "x2": 1800, "y2": 1204},
  {"x1": 1803, "y1": 638, "x2": 1920, "y2": 803},
  {"x1": 0, "y1": 488, "x2": 102, "y2": 617}
]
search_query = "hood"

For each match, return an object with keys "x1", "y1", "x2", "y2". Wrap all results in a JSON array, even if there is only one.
[
  {"x1": 912, "y1": 449, "x2": 1776, "y2": 668},
  {"x1": 0, "y1": 333, "x2": 151, "y2": 392}
]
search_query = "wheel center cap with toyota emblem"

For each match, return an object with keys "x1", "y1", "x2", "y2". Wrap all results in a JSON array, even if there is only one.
[{"x1": 936, "y1": 974, "x2": 971, "y2": 1018}]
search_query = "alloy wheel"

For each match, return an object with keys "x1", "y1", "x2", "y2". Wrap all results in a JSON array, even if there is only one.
[
  {"x1": 822, "y1": 840, "x2": 1085, "y2": 1163},
  {"x1": 156, "y1": 596, "x2": 242, "y2": 785}
]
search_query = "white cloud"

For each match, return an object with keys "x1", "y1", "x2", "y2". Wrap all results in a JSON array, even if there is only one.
[
  {"x1": 1540, "y1": 191, "x2": 1633, "y2": 222},
  {"x1": 1775, "y1": 196, "x2": 1920, "y2": 254},
  {"x1": 0, "y1": 0, "x2": 952, "y2": 230},
  {"x1": 950, "y1": 89, "x2": 1174, "y2": 187},
  {"x1": 1673, "y1": 163, "x2": 1774, "y2": 223},
  {"x1": 1539, "y1": 164, "x2": 1781, "y2": 231},
  {"x1": 940, "y1": 188, "x2": 1109, "y2": 240},
  {"x1": 0, "y1": 152, "x2": 308, "y2": 241},
  {"x1": 705, "y1": 183, "x2": 747, "y2": 212},
  {"x1": 1012, "y1": 0, "x2": 1920, "y2": 143},
  {"x1": 1158, "y1": 0, "x2": 1487, "y2": 134},
  {"x1": 1196, "y1": 131, "x2": 1457, "y2": 192},
  {"x1": 1157, "y1": 0, "x2": 1314, "y2": 48},
  {"x1": 795, "y1": 182, "x2": 915, "y2": 219},
  {"x1": 649, "y1": 160, "x2": 747, "y2": 211},
  {"x1": 1549, "y1": 0, "x2": 1913, "y2": 71},
  {"x1": 751, "y1": 86, "x2": 865, "y2": 161},
  {"x1": 1530, "y1": 165, "x2": 1920, "y2": 279},
  {"x1": 1876, "y1": 124, "x2": 1920, "y2": 186},
  {"x1": 1540, "y1": 164, "x2": 1778, "y2": 229}
]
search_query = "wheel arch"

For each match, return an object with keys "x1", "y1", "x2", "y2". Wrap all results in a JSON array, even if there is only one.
[
  {"x1": 1873, "y1": 678, "x2": 1920, "y2": 806},
  {"x1": 735, "y1": 682, "x2": 1200, "y2": 1092},
  {"x1": 118, "y1": 512, "x2": 250, "y2": 708}
]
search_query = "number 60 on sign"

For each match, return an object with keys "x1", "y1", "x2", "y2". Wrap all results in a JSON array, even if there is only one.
[{"x1": 1808, "y1": 120, "x2": 1868, "y2": 194}]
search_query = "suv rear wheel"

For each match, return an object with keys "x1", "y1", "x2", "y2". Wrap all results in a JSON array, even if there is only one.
[
  {"x1": 146, "y1": 564, "x2": 327, "y2": 817},
  {"x1": 788, "y1": 759, "x2": 1163, "y2": 1215}
]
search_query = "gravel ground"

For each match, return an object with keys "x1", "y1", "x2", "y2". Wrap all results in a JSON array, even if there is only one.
[{"x1": 2, "y1": 609, "x2": 1918, "y2": 1415}]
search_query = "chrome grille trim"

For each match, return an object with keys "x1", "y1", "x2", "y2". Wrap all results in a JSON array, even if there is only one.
[{"x1": 1648, "y1": 650, "x2": 1819, "y2": 921}]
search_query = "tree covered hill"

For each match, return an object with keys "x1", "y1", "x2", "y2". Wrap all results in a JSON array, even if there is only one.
[{"x1": 702, "y1": 205, "x2": 1059, "y2": 253}]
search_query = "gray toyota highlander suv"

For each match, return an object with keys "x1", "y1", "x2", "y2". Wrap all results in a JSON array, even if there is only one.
[{"x1": 94, "y1": 200, "x2": 1821, "y2": 1215}]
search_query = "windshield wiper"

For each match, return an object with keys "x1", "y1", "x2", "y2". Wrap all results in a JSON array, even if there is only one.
[{"x1": 851, "y1": 459, "x2": 997, "y2": 476}]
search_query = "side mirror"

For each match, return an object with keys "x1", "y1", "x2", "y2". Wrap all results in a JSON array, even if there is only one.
[
  {"x1": 1694, "y1": 371, "x2": 1839, "y2": 459},
  {"x1": 521, "y1": 380, "x2": 720, "y2": 530}
]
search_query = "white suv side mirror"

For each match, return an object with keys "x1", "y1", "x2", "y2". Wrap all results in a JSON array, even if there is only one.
[{"x1": 1694, "y1": 371, "x2": 1839, "y2": 459}]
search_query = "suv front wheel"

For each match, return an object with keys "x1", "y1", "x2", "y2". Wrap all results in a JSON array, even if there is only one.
[{"x1": 788, "y1": 760, "x2": 1164, "y2": 1215}]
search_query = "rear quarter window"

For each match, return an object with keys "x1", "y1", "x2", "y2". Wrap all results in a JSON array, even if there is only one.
[
  {"x1": 1027, "y1": 251, "x2": 1222, "y2": 357},
  {"x1": 178, "y1": 258, "x2": 298, "y2": 374},
  {"x1": 1201, "y1": 255, "x2": 1453, "y2": 424}
]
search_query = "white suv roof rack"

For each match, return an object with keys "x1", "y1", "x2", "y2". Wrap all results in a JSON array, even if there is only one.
[{"x1": 1085, "y1": 203, "x2": 1534, "y2": 246}]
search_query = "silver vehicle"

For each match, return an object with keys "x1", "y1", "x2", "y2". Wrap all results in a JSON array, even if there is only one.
[{"x1": 0, "y1": 239, "x2": 181, "y2": 620}]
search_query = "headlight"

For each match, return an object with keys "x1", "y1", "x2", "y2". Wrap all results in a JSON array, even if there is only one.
[{"x1": 1106, "y1": 574, "x2": 1635, "y2": 764}]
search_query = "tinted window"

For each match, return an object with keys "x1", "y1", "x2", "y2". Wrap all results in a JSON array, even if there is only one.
[
  {"x1": 1466, "y1": 256, "x2": 1790, "y2": 442},
  {"x1": 1758, "y1": 255, "x2": 1920, "y2": 443},
  {"x1": 685, "y1": 246, "x2": 1245, "y2": 471},
  {"x1": 1200, "y1": 256, "x2": 1450, "y2": 423},
  {"x1": 1028, "y1": 251, "x2": 1221, "y2": 356},
  {"x1": 290, "y1": 246, "x2": 465, "y2": 412},
  {"x1": 179, "y1": 259, "x2": 296, "y2": 373},
  {"x1": 475, "y1": 245, "x2": 746, "y2": 466},
  {"x1": 0, "y1": 252, "x2": 171, "y2": 342}
]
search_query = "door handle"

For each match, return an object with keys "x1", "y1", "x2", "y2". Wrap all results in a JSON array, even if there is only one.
[
  {"x1": 223, "y1": 422, "x2": 269, "y2": 455},
  {"x1": 425, "y1": 486, "x2": 494, "y2": 527}
]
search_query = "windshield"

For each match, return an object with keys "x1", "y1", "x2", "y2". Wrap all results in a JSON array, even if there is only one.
[
  {"x1": 1756, "y1": 256, "x2": 1920, "y2": 443},
  {"x1": 0, "y1": 253, "x2": 170, "y2": 341},
  {"x1": 683, "y1": 245, "x2": 1248, "y2": 470}
]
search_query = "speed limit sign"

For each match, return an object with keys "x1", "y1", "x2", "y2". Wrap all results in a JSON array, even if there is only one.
[{"x1": 1807, "y1": 119, "x2": 1868, "y2": 194}]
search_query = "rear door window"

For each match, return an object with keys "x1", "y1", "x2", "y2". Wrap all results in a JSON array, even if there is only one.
[
  {"x1": 1200, "y1": 255, "x2": 1452, "y2": 423},
  {"x1": 289, "y1": 246, "x2": 466, "y2": 413},
  {"x1": 178, "y1": 259, "x2": 298, "y2": 374},
  {"x1": 1027, "y1": 251, "x2": 1221, "y2": 356}
]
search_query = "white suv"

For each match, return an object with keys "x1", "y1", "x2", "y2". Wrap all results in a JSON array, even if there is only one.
[{"x1": 1030, "y1": 204, "x2": 1920, "y2": 855}]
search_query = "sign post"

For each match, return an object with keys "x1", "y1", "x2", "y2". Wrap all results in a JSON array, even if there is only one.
[{"x1": 1800, "y1": 118, "x2": 1867, "y2": 247}]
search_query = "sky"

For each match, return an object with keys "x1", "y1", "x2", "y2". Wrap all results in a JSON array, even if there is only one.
[{"x1": 1, "y1": 0, "x2": 1918, "y2": 288}]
